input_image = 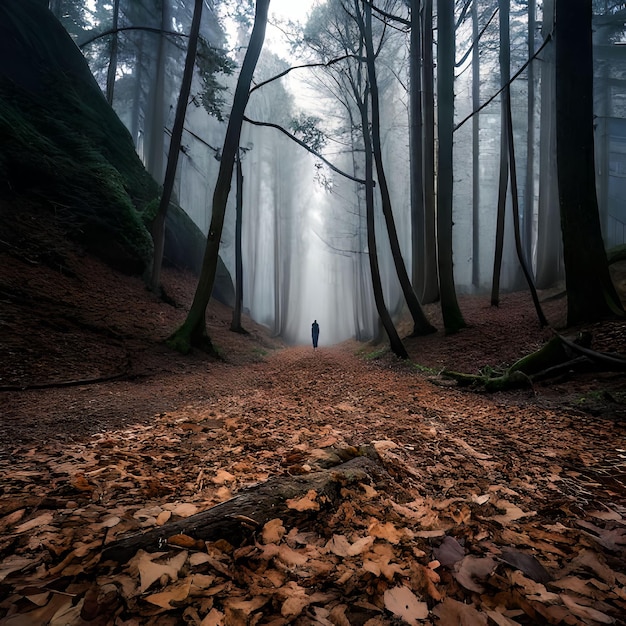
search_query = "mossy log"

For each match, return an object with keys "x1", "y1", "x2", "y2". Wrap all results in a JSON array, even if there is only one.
[
  {"x1": 101, "y1": 454, "x2": 382, "y2": 564},
  {"x1": 441, "y1": 332, "x2": 625, "y2": 391}
]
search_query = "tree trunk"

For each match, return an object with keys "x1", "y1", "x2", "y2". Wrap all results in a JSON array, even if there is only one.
[
  {"x1": 471, "y1": 0, "x2": 480, "y2": 288},
  {"x1": 505, "y1": 85, "x2": 547, "y2": 326},
  {"x1": 491, "y1": 0, "x2": 510, "y2": 307},
  {"x1": 361, "y1": 93, "x2": 408, "y2": 359},
  {"x1": 231, "y1": 152, "x2": 246, "y2": 333},
  {"x1": 145, "y1": 1, "x2": 169, "y2": 181},
  {"x1": 357, "y1": 0, "x2": 435, "y2": 337},
  {"x1": 409, "y1": 0, "x2": 425, "y2": 294},
  {"x1": 555, "y1": 0, "x2": 624, "y2": 324},
  {"x1": 436, "y1": 0, "x2": 466, "y2": 333},
  {"x1": 524, "y1": 0, "x2": 536, "y2": 262},
  {"x1": 105, "y1": 0, "x2": 120, "y2": 106},
  {"x1": 535, "y1": 0, "x2": 562, "y2": 288},
  {"x1": 168, "y1": 0, "x2": 270, "y2": 353},
  {"x1": 421, "y1": 0, "x2": 439, "y2": 304},
  {"x1": 150, "y1": 0, "x2": 203, "y2": 292}
]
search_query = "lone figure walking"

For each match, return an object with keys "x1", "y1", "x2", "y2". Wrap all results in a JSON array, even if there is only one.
[{"x1": 311, "y1": 320, "x2": 320, "y2": 349}]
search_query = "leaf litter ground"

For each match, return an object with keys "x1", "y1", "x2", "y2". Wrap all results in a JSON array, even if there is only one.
[{"x1": 1, "y1": 242, "x2": 626, "y2": 625}]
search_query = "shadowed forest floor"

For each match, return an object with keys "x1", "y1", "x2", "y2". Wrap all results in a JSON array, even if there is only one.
[{"x1": 1, "y1": 234, "x2": 626, "y2": 624}]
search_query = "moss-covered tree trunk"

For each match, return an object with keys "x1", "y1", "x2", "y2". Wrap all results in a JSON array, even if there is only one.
[
  {"x1": 555, "y1": 0, "x2": 624, "y2": 324},
  {"x1": 169, "y1": 0, "x2": 270, "y2": 353}
]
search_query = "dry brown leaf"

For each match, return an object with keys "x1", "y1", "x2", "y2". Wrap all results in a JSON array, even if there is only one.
[
  {"x1": 576, "y1": 519, "x2": 626, "y2": 552},
  {"x1": 223, "y1": 595, "x2": 268, "y2": 620},
  {"x1": 509, "y1": 571, "x2": 560, "y2": 603},
  {"x1": 286, "y1": 489, "x2": 320, "y2": 511},
  {"x1": 70, "y1": 473, "x2": 95, "y2": 492},
  {"x1": 145, "y1": 577, "x2": 192, "y2": 609},
  {"x1": 156, "y1": 510, "x2": 172, "y2": 525},
  {"x1": 410, "y1": 562, "x2": 442, "y2": 601},
  {"x1": 453, "y1": 556, "x2": 497, "y2": 593},
  {"x1": 277, "y1": 545, "x2": 308, "y2": 567},
  {"x1": 171, "y1": 502, "x2": 199, "y2": 518},
  {"x1": 359, "y1": 482, "x2": 378, "y2": 499},
  {"x1": 200, "y1": 608, "x2": 225, "y2": 626},
  {"x1": 559, "y1": 594, "x2": 615, "y2": 624},
  {"x1": 484, "y1": 609, "x2": 522, "y2": 625},
  {"x1": 0, "y1": 509, "x2": 26, "y2": 530},
  {"x1": 191, "y1": 573, "x2": 216, "y2": 591},
  {"x1": 489, "y1": 500, "x2": 536, "y2": 525},
  {"x1": 383, "y1": 585, "x2": 428, "y2": 624},
  {"x1": 327, "y1": 534, "x2": 374, "y2": 557},
  {"x1": 261, "y1": 518, "x2": 286, "y2": 545},
  {"x1": 432, "y1": 597, "x2": 488, "y2": 625},
  {"x1": 279, "y1": 582, "x2": 309, "y2": 618},
  {"x1": 433, "y1": 535, "x2": 465, "y2": 567},
  {"x1": 500, "y1": 548, "x2": 551, "y2": 584},
  {"x1": 368, "y1": 520, "x2": 403, "y2": 544},
  {"x1": 129, "y1": 549, "x2": 188, "y2": 593},
  {"x1": 14, "y1": 512, "x2": 54, "y2": 534},
  {"x1": 551, "y1": 575, "x2": 604, "y2": 599},
  {"x1": 212, "y1": 469, "x2": 236, "y2": 485},
  {"x1": 0, "y1": 556, "x2": 39, "y2": 582}
]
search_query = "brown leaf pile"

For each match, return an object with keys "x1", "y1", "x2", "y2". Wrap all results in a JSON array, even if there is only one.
[{"x1": 1, "y1": 343, "x2": 625, "y2": 625}]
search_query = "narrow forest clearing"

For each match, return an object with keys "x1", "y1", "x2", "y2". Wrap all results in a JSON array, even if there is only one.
[{"x1": 1, "y1": 344, "x2": 625, "y2": 625}]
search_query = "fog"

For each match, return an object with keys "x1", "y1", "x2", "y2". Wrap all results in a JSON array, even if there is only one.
[{"x1": 68, "y1": 0, "x2": 626, "y2": 345}]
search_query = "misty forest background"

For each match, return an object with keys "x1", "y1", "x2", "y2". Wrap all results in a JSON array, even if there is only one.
[{"x1": 1, "y1": 0, "x2": 626, "y2": 354}]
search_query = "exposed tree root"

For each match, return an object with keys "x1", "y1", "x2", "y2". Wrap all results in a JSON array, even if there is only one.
[{"x1": 441, "y1": 332, "x2": 626, "y2": 391}]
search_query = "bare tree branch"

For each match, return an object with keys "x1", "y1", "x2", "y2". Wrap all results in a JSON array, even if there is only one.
[{"x1": 243, "y1": 115, "x2": 369, "y2": 186}]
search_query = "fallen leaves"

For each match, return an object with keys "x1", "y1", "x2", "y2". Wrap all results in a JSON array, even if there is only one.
[{"x1": 1, "y1": 348, "x2": 625, "y2": 625}]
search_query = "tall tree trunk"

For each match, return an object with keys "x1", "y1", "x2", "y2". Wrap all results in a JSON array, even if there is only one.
[
  {"x1": 150, "y1": 0, "x2": 203, "y2": 292},
  {"x1": 523, "y1": 0, "x2": 536, "y2": 262},
  {"x1": 409, "y1": 0, "x2": 425, "y2": 294},
  {"x1": 555, "y1": 0, "x2": 623, "y2": 324},
  {"x1": 436, "y1": 0, "x2": 466, "y2": 333},
  {"x1": 168, "y1": 0, "x2": 271, "y2": 353},
  {"x1": 357, "y1": 0, "x2": 435, "y2": 336},
  {"x1": 105, "y1": 0, "x2": 120, "y2": 105},
  {"x1": 505, "y1": 85, "x2": 547, "y2": 326},
  {"x1": 130, "y1": 33, "x2": 144, "y2": 147},
  {"x1": 535, "y1": 0, "x2": 562, "y2": 288},
  {"x1": 360, "y1": 93, "x2": 408, "y2": 359},
  {"x1": 491, "y1": 0, "x2": 510, "y2": 307},
  {"x1": 231, "y1": 152, "x2": 246, "y2": 333},
  {"x1": 145, "y1": 1, "x2": 169, "y2": 181},
  {"x1": 471, "y1": 0, "x2": 480, "y2": 288},
  {"x1": 421, "y1": 0, "x2": 439, "y2": 304}
]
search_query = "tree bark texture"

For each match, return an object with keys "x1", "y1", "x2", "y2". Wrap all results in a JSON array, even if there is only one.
[
  {"x1": 555, "y1": 0, "x2": 624, "y2": 324},
  {"x1": 421, "y1": 0, "x2": 440, "y2": 304},
  {"x1": 436, "y1": 0, "x2": 466, "y2": 333}
]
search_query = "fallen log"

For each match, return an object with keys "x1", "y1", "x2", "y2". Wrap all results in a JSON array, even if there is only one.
[{"x1": 101, "y1": 453, "x2": 383, "y2": 564}]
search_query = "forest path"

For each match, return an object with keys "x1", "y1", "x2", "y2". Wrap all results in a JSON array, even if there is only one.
[{"x1": 1, "y1": 343, "x2": 625, "y2": 623}]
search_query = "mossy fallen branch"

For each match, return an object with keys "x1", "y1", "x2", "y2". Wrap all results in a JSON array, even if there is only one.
[{"x1": 440, "y1": 332, "x2": 625, "y2": 391}]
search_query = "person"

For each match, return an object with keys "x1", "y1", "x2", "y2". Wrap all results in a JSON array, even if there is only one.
[{"x1": 311, "y1": 320, "x2": 320, "y2": 349}]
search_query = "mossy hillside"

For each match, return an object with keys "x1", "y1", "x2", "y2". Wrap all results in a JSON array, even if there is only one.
[
  {"x1": 0, "y1": 0, "x2": 158, "y2": 273},
  {"x1": 0, "y1": 83, "x2": 154, "y2": 273}
]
